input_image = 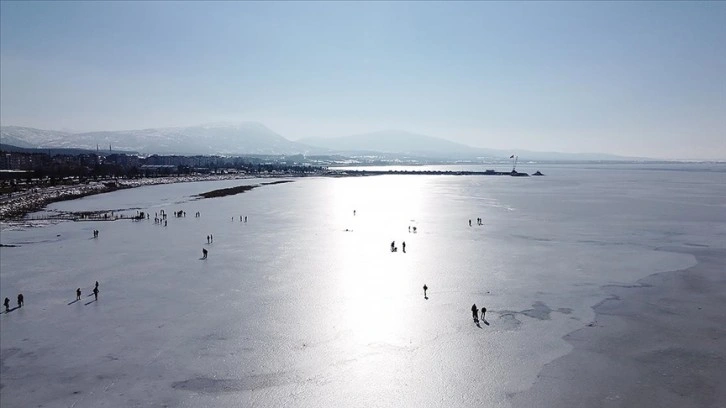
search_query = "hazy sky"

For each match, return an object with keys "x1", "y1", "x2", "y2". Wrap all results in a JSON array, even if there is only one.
[{"x1": 1, "y1": 1, "x2": 724, "y2": 159}]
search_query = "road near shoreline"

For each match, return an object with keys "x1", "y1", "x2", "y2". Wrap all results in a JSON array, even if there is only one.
[{"x1": 511, "y1": 247, "x2": 726, "y2": 408}]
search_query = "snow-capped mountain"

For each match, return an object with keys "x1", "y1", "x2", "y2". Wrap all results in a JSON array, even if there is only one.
[
  {"x1": 2, "y1": 124, "x2": 643, "y2": 161},
  {"x1": 1, "y1": 123, "x2": 314, "y2": 155},
  {"x1": 0, "y1": 127, "x2": 73, "y2": 149}
]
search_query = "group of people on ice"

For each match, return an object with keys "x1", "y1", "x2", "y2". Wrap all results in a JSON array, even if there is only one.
[
  {"x1": 3, "y1": 294, "x2": 23, "y2": 312},
  {"x1": 471, "y1": 303, "x2": 487, "y2": 325},
  {"x1": 75, "y1": 281, "x2": 100, "y2": 301},
  {"x1": 390, "y1": 241, "x2": 407, "y2": 253},
  {"x1": 4, "y1": 281, "x2": 100, "y2": 313}
]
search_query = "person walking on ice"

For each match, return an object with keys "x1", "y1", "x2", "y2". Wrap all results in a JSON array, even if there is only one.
[
  {"x1": 17, "y1": 293, "x2": 24, "y2": 308},
  {"x1": 3, "y1": 297, "x2": 9, "y2": 312},
  {"x1": 93, "y1": 287, "x2": 99, "y2": 301},
  {"x1": 202, "y1": 248, "x2": 208, "y2": 259},
  {"x1": 423, "y1": 284, "x2": 428, "y2": 299},
  {"x1": 76, "y1": 288, "x2": 81, "y2": 300},
  {"x1": 471, "y1": 303, "x2": 479, "y2": 323}
]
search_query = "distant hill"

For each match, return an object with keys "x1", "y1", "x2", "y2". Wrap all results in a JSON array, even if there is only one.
[
  {"x1": 0, "y1": 143, "x2": 108, "y2": 156},
  {"x1": 299, "y1": 130, "x2": 641, "y2": 161},
  {"x1": 300, "y1": 130, "x2": 481, "y2": 159},
  {"x1": 2, "y1": 124, "x2": 646, "y2": 161},
  {"x1": 0, "y1": 127, "x2": 71, "y2": 149},
  {"x1": 1, "y1": 123, "x2": 315, "y2": 156}
]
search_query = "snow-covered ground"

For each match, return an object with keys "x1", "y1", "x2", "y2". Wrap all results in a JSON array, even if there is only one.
[{"x1": 1, "y1": 164, "x2": 724, "y2": 407}]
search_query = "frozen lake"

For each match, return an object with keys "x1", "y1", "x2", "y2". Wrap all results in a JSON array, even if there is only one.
[{"x1": 2, "y1": 164, "x2": 725, "y2": 407}]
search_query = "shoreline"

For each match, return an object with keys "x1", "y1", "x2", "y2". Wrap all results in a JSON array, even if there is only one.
[
  {"x1": 0, "y1": 174, "x2": 286, "y2": 220},
  {"x1": 0, "y1": 169, "x2": 538, "y2": 221},
  {"x1": 511, "y1": 247, "x2": 726, "y2": 407}
]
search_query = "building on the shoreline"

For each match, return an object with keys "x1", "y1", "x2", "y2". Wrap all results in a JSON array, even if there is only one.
[
  {"x1": 105, "y1": 154, "x2": 140, "y2": 168},
  {"x1": 1, "y1": 149, "x2": 326, "y2": 181},
  {"x1": 139, "y1": 164, "x2": 177, "y2": 176},
  {"x1": 1, "y1": 152, "x2": 50, "y2": 170}
]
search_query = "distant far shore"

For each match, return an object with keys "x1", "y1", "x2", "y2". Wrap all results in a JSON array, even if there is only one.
[{"x1": 1, "y1": 168, "x2": 544, "y2": 220}]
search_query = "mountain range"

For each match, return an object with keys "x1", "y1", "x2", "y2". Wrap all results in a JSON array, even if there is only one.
[
  {"x1": 1, "y1": 123, "x2": 641, "y2": 161},
  {"x1": 1, "y1": 123, "x2": 309, "y2": 156}
]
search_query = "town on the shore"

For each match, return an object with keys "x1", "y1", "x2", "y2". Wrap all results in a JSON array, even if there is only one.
[
  {"x1": 0, "y1": 148, "x2": 539, "y2": 220},
  {"x1": 0, "y1": 149, "x2": 340, "y2": 219},
  {"x1": 1, "y1": 150, "x2": 330, "y2": 182}
]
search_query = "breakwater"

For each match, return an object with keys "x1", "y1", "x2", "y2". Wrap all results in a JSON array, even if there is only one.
[{"x1": 329, "y1": 169, "x2": 531, "y2": 177}]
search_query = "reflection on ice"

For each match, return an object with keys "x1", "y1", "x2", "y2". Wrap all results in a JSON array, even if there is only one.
[{"x1": 1, "y1": 165, "x2": 724, "y2": 407}]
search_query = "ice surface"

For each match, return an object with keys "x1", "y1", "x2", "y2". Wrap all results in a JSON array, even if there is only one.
[{"x1": 1, "y1": 164, "x2": 724, "y2": 407}]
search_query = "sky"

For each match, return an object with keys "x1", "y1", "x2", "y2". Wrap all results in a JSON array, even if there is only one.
[{"x1": 1, "y1": 1, "x2": 724, "y2": 160}]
